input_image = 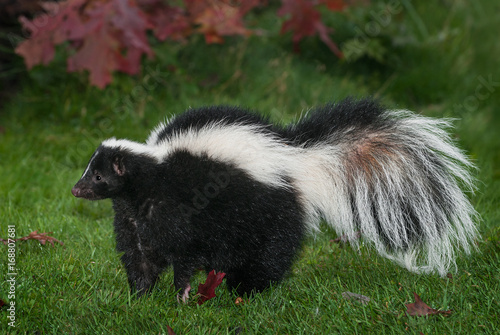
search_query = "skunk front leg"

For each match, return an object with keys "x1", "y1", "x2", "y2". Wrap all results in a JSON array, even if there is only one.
[
  {"x1": 113, "y1": 206, "x2": 160, "y2": 296},
  {"x1": 121, "y1": 252, "x2": 161, "y2": 296},
  {"x1": 173, "y1": 261, "x2": 195, "y2": 303}
]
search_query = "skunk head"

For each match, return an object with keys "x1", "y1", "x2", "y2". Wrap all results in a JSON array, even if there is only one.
[{"x1": 71, "y1": 145, "x2": 127, "y2": 200}]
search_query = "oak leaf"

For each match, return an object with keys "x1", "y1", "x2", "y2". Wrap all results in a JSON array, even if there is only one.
[
  {"x1": 405, "y1": 292, "x2": 452, "y2": 317},
  {"x1": 278, "y1": 0, "x2": 343, "y2": 57},
  {"x1": 15, "y1": 0, "x2": 87, "y2": 69},
  {"x1": 65, "y1": 0, "x2": 153, "y2": 88},
  {"x1": 186, "y1": 0, "x2": 253, "y2": 44},
  {"x1": 197, "y1": 270, "x2": 226, "y2": 305},
  {"x1": 146, "y1": 5, "x2": 191, "y2": 41},
  {"x1": 16, "y1": 0, "x2": 153, "y2": 88},
  {"x1": 324, "y1": 0, "x2": 346, "y2": 11},
  {"x1": 16, "y1": 231, "x2": 64, "y2": 247},
  {"x1": 166, "y1": 325, "x2": 177, "y2": 335}
]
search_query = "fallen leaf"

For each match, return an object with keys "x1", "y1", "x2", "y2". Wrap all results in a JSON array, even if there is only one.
[
  {"x1": 235, "y1": 296, "x2": 244, "y2": 305},
  {"x1": 342, "y1": 291, "x2": 370, "y2": 305},
  {"x1": 405, "y1": 292, "x2": 452, "y2": 317},
  {"x1": 167, "y1": 325, "x2": 176, "y2": 335},
  {"x1": 16, "y1": 231, "x2": 64, "y2": 247},
  {"x1": 0, "y1": 298, "x2": 6, "y2": 308},
  {"x1": 197, "y1": 270, "x2": 226, "y2": 305}
]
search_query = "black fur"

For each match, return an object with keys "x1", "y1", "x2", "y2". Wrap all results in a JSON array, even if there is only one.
[
  {"x1": 283, "y1": 98, "x2": 392, "y2": 146},
  {"x1": 73, "y1": 146, "x2": 305, "y2": 297}
]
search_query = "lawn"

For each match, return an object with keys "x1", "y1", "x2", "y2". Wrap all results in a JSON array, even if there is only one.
[{"x1": 1, "y1": 1, "x2": 499, "y2": 334}]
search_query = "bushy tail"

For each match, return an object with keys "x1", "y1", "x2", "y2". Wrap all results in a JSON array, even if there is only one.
[{"x1": 287, "y1": 98, "x2": 479, "y2": 276}]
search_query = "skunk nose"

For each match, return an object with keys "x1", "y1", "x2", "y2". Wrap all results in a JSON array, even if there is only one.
[{"x1": 71, "y1": 186, "x2": 81, "y2": 197}]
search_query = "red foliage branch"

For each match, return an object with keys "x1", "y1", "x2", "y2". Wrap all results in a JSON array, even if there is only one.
[{"x1": 15, "y1": 0, "x2": 348, "y2": 88}]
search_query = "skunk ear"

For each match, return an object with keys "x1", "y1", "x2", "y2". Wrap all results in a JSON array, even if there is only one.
[{"x1": 113, "y1": 154, "x2": 126, "y2": 176}]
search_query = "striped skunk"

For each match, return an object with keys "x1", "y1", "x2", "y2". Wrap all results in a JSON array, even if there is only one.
[{"x1": 71, "y1": 98, "x2": 479, "y2": 299}]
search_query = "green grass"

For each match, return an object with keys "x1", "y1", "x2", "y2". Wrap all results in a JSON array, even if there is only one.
[{"x1": 1, "y1": 1, "x2": 499, "y2": 334}]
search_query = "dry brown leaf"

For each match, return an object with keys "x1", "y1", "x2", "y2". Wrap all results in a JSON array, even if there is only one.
[
  {"x1": 166, "y1": 325, "x2": 176, "y2": 335},
  {"x1": 16, "y1": 231, "x2": 64, "y2": 247},
  {"x1": 405, "y1": 292, "x2": 452, "y2": 317}
]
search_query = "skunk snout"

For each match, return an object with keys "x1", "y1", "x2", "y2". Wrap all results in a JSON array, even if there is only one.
[
  {"x1": 71, "y1": 182, "x2": 104, "y2": 200},
  {"x1": 71, "y1": 186, "x2": 82, "y2": 197}
]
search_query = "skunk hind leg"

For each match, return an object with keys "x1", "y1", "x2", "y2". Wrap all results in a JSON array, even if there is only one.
[{"x1": 225, "y1": 247, "x2": 300, "y2": 297}]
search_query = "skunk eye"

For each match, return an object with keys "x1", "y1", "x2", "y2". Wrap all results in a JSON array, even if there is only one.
[{"x1": 96, "y1": 175, "x2": 102, "y2": 181}]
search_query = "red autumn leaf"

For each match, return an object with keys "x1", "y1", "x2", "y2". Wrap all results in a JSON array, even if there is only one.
[
  {"x1": 145, "y1": 4, "x2": 191, "y2": 41},
  {"x1": 16, "y1": 231, "x2": 64, "y2": 247},
  {"x1": 17, "y1": 0, "x2": 153, "y2": 88},
  {"x1": 405, "y1": 292, "x2": 452, "y2": 317},
  {"x1": 67, "y1": 28, "x2": 119, "y2": 88},
  {"x1": 323, "y1": 0, "x2": 346, "y2": 11},
  {"x1": 65, "y1": 0, "x2": 153, "y2": 87},
  {"x1": 15, "y1": 16, "x2": 54, "y2": 69},
  {"x1": 186, "y1": 0, "x2": 253, "y2": 44},
  {"x1": 42, "y1": 1, "x2": 88, "y2": 43},
  {"x1": 112, "y1": 0, "x2": 152, "y2": 46},
  {"x1": 0, "y1": 298, "x2": 6, "y2": 309},
  {"x1": 197, "y1": 270, "x2": 226, "y2": 305},
  {"x1": 278, "y1": 0, "x2": 343, "y2": 58},
  {"x1": 15, "y1": 0, "x2": 87, "y2": 69}
]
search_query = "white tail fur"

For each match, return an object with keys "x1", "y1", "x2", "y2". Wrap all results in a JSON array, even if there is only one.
[{"x1": 291, "y1": 110, "x2": 479, "y2": 276}]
